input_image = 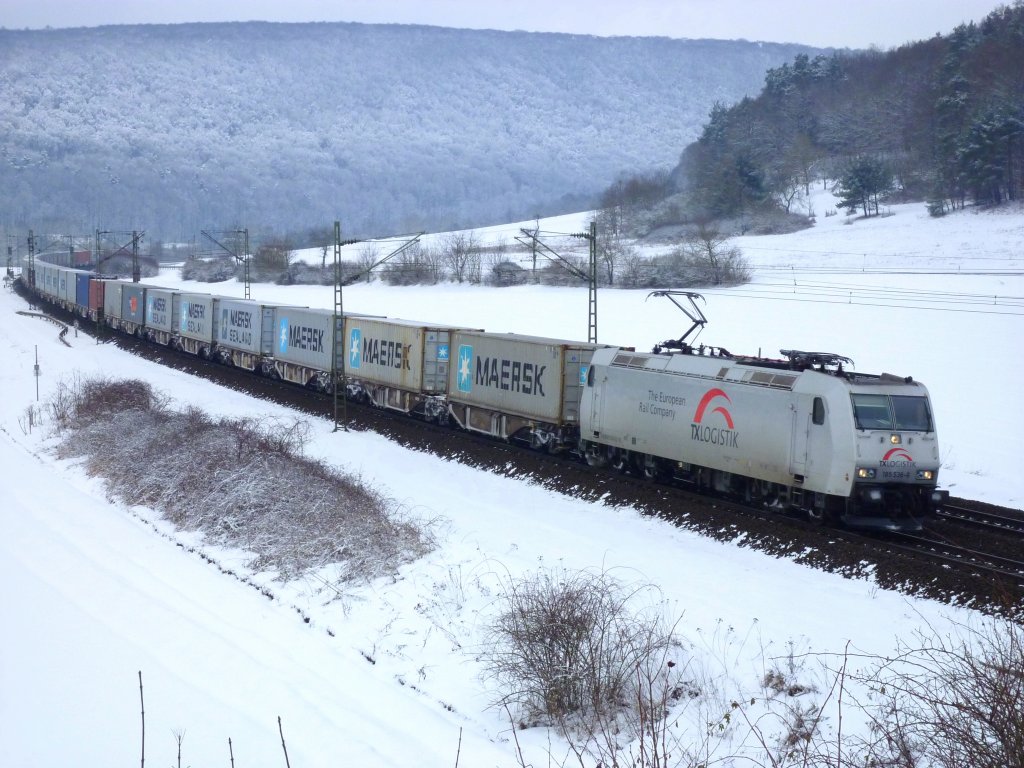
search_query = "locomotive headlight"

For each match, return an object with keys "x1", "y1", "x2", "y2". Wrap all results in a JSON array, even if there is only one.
[
  {"x1": 857, "y1": 467, "x2": 876, "y2": 479},
  {"x1": 916, "y1": 469, "x2": 935, "y2": 481},
  {"x1": 890, "y1": 433, "x2": 902, "y2": 444}
]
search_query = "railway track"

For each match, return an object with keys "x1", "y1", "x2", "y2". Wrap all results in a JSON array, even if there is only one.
[
  {"x1": 16, "y1": 283, "x2": 1024, "y2": 615},
  {"x1": 886, "y1": 531, "x2": 1024, "y2": 581},
  {"x1": 937, "y1": 503, "x2": 1024, "y2": 536}
]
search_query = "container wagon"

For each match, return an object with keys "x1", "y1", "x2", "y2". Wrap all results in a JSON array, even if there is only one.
[
  {"x1": 343, "y1": 316, "x2": 480, "y2": 419},
  {"x1": 447, "y1": 330, "x2": 616, "y2": 451},
  {"x1": 213, "y1": 298, "x2": 277, "y2": 370}
]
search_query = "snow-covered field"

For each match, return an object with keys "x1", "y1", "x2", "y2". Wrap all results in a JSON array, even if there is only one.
[{"x1": 1, "y1": 194, "x2": 1022, "y2": 767}]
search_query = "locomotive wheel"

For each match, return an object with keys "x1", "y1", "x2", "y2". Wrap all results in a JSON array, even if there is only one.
[
  {"x1": 611, "y1": 450, "x2": 632, "y2": 474},
  {"x1": 806, "y1": 495, "x2": 834, "y2": 525},
  {"x1": 642, "y1": 456, "x2": 671, "y2": 482}
]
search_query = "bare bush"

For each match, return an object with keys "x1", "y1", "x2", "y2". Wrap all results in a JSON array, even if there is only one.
[
  {"x1": 482, "y1": 567, "x2": 690, "y2": 765},
  {"x1": 666, "y1": 224, "x2": 751, "y2": 287},
  {"x1": 487, "y1": 260, "x2": 527, "y2": 287},
  {"x1": 382, "y1": 245, "x2": 438, "y2": 286},
  {"x1": 853, "y1": 616, "x2": 1024, "y2": 768},
  {"x1": 18, "y1": 404, "x2": 43, "y2": 435},
  {"x1": 181, "y1": 257, "x2": 235, "y2": 283},
  {"x1": 47, "y1": 374, "x2": 165, "y2": 430},
  {"x1": 50, "y1": 377, "x2": 432, "y2": 584}
]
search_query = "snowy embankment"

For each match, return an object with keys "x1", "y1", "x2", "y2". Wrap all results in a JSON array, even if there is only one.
[{"x1": 0, "y1": 196, "x2": 1021, "y2": 767}]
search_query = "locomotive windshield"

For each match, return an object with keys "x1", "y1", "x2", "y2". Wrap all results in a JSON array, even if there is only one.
[{"x1": 852, "y1": 394, "x2": 933, "y2": 431}]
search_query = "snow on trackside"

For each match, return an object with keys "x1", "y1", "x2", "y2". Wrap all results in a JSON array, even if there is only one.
[{"x1": 1, "y1": 192, "x2": 1021, "y2": 767}]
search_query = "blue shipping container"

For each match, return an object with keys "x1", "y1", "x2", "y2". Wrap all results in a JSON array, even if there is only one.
[{"x1": 75, "y1": 273, "x2": 90, "y2": 309}]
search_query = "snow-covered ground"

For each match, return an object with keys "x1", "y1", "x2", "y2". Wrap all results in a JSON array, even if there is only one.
[{"x1": 1, "y1": 194, "x2": 1022, "y2": 767}]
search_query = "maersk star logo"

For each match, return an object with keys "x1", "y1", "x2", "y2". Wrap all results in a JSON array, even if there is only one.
[
  {"x1": 278, "y1": 318, "x2": 290, "y2": 354},
  {"x1": 437, "y1": 343, "x2": 450, "y2": 362},
  {"x1": 457, "y1": 344, "x2": 473, "y2": 392},
  {"x1": 180, "y1": 303, "x2": 189, "y2": 332},
  {"x1": 349, "y1": 328, "x2": 362, "y2": 369},
  {"x1": 579, "y1": 364, "x2": 589, "y2": 386}
]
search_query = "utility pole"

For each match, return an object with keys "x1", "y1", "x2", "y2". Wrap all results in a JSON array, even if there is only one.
[
  {"x1": 516, "y1": 221, "x2": 598, "y2": 343},
  {"x1": 583, "y1": 220, "x2": 597, "y2": 344},
  {"x1": 241, "y1": 229, "x2": 250, "y2": 299},
  {"x1": 530, "y1": 216, "x2": 539, "y2": 283},
  {"x1": 27, "y1": 230, "x2": 35, "y2": 288},
  {"x1": 132, "y1": 230, "x2": 140, "y2": 282},
  {"x1": 200, "y1": 229, "x2": 249, "y2": 298},
  {"x1": 95, "y1": 230, "x2": 145, "y2": 278},
  {"x1": 332, "y1": 221, "x2": 347, "y2": 431}
]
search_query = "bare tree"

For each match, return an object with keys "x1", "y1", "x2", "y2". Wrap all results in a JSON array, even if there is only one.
[
  {"x1": 597, "y1": 229, "x2": 637, "y2": 286},
  {"x1": 355, "y1": 242, "x2": 380, "y2": 283},
  {"x1": 441, "y1": 231, "x2": 481, "y2": 283},
  {"x1": 419, "y1": 243, "x2": 446, "y2": 284}
]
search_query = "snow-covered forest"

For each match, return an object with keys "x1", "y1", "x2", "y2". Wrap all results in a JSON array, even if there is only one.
[{"x1": 0, "y1": 22, "x2": 818, "y2": 240}]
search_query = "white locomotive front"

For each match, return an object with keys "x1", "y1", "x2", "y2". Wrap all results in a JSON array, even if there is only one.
[{"x1": 580, "y1": 344, "x2": 946, "y2": 531}]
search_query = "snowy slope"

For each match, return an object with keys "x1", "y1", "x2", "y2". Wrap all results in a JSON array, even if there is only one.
[{"x1": 1, "y1": 197, "x2": 1021, "y2": 767}]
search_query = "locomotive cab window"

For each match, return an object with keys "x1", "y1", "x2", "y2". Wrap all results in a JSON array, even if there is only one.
[
  {"x1": 851, "y1": 393, "x2": 934, "y2": 432},
  {"x1": 812, "y1": 397, "x2": 825, "y2": 425},
  {"x1": 892, "y1": 395, "x2": 932, "y2": 432},
  {"x1": 851, "y1": 394, "x2": 892, "y2": 430}
]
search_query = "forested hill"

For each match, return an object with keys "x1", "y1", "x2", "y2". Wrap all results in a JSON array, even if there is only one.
[
  {"x1": 0, "y1": 22, "x2": 817, "y2": 242},
  {"x1": 671, "y1": 3, "x2": 1024, "y2": 221}
]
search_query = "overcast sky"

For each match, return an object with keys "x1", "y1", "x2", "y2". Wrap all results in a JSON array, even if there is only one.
[{"x1": 1, "y1": 0, "x2": 1010, "y2": 49}]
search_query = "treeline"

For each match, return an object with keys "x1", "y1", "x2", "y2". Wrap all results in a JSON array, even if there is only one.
[
  {"x1": 607, "y1": 2, "x2": 1024, "y2": 230},
  {"x1": 182, "y1": 225, "x2": 751, "y2": 290}
]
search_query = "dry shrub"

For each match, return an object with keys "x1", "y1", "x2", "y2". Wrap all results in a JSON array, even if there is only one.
[
  {"x1": 482, "y1": 567, "x2": 689, "y2": 765},
  {"x1": 52, "y1": 376, "x2": 432, "y2": 583},
  {"x1": 854, "y1": 616, "x2": 1024, "y2": 768}
]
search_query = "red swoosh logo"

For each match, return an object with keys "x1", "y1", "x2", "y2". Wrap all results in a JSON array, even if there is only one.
[
  {"x1": 883, "y1": 448, "x2": 914, "y2": 461},
  {"x1": 694, "y1": 388, "x2": 734, "y2": 428}
]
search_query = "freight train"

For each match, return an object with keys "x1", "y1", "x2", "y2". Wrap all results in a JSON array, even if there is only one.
[{"x1": 23, "y1": 264, "x2": 948, "y2": 532}]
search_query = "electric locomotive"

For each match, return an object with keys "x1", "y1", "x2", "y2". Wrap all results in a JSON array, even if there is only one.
[{"x1": 579, "y1": 293, "x2": 946, "y2": 531}]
